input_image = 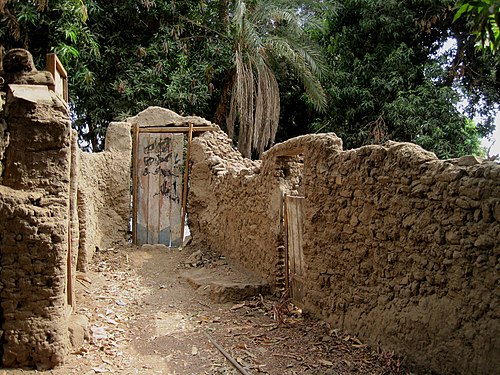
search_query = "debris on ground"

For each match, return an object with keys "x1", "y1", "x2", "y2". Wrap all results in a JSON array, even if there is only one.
[{"x1": 2, "y1": 245, "x2": 409, "y2": 374}]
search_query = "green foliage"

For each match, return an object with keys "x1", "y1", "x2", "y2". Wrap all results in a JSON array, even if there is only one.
[
  {"x1": 0, "y1": 0, "x2": 96, "y2": 67},
  {"x1": 454, "y1": 0, "x2": 500, "y2": 52},
  {"x1": 1, "y1": 0, "x2": 497, "y2": 158},
  {"x1": 1, "y1": 0, "x2": 101, "y2": 147},
  {"x1": 69, "y1": 0, "x2": 232, "y2": 150},
  {"x1": 307, "y1": 0, "x2": 497, "y2": 158}
]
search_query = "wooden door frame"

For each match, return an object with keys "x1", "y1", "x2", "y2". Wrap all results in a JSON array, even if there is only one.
[{"x1": 131, "y1": 122, "x2": 217, "y2": 246}]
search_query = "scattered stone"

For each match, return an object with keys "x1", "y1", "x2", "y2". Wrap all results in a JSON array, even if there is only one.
[{"x1": 68, "y1": 314, "x2": 90, "y2": 348}]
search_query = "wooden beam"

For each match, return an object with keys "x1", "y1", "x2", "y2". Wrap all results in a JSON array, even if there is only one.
[
  {"x1": 169, "y1": 133, "x2": 184, "y2": 246},
  {"x1": 283, "y1": 194, "x2": 290, "y2": 291},
  {"x1": 132, "y1": 123, "x2": 140, "y2": 245},
  {"x1": 180, "y1": 123, "x2": 193, "y2": 244},
  {"x1": 139, "y1": 126, "x2": 218, "y2": 134},
  {"x1": 67, "y1": 219, "x2": 73, "y2": 307}
]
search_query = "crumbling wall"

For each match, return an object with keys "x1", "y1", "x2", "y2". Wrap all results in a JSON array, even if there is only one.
[
  {"x1": 188, "y1": 131, "x2": 341, "y2": 289},
  {"x1": 0, "y1": 90, "x2": 7, "y2": 183},
  {"x1": 189, "y1": 131, "x2": 281, "y2": 286},
  {"x1": 0, "y1": 48, "x2": 132, "y2": 369},
  {"x1": 0, "y1": 80, "x2": 72, "y2": 369},
  {"x1": 189, "y1": 131, "x2": 499, "y2": 375},
  {"x1": 76, "y1": 122, "x2": 132, "y2": 272},
  {"x1": 300, "y1": 141, "x2": 499, "y2": 375}
]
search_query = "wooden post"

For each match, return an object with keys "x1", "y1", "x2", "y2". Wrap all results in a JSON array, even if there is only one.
[
  {"x1": 180, "y1": 123, "x2": 193, "y2": 244},
  {"x1": 132, "y1": 123, "x2": 140, "y2": 244},
  {"x1": 283, "y1": 195, "x2": 290, "y2": 291},
  {"x1": 46, "y1": 53, "x2": 68, "y2": 101},
  {"x1": 67, "y1": 222, "x2": 73, "y2": 307}
]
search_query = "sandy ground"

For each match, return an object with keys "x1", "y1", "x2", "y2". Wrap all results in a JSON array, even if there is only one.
[{"x1": 1, "y1": 245, "x2": 409, "y2": 375}]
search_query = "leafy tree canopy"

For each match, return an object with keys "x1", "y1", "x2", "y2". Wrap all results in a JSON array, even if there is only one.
[
  {"x1": 454, "y1": 0, "x2": 500, "y2": 52},
  {"x1": 307, "y1": 0, "x2": 499, "y2": 158},
  {"x1": 70, "y1": 0, "x2": 232, "y2": 150},
  {"x1": 1, "y1": 0, "x2": 499, "y2": 159},
  {"x1": 216, "y1": 0, "x2": 327, "y2": 158}
]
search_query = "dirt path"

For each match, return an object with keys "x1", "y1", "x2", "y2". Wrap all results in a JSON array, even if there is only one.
[{"x1": 3, "y1": 245, "x2": 408, "y2": 375}]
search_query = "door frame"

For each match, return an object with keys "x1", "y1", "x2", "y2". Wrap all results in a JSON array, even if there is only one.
[{"x1": 131, "y1": 122, "x2": 216, "y2": 246}]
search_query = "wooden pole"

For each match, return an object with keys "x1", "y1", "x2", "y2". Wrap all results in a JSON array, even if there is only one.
[
  {"x1": 139, "y1": 125, "x2": 218, "y2": 133},
  {"x1": 283, "y1": 194, "x2": 290, "y2": 292},
  {"x1": 132, "y1": 123, "x2": 140, "y2": 245},
  {"x1": 204, "y1": 332, "x2": 251, "y2": 375},
  {"x1": 180, "y1": 123, "x2": 193, "y2": 245}
]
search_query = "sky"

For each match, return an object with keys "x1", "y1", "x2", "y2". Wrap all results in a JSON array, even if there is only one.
[
  {"x1": 436, "y1": 38, "x2": 499, "y2": 159},
  {"x1": 481, "y1": 115, "x2": 500, "y2": 158}
]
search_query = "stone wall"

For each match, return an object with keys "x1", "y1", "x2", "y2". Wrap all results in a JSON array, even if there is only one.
[
  {"x1": 302, "y1": 141, "x2": 499, "y2": 375},
  {"x1": 189, "y1": 130, "x2": 293, "y2": 286},
  {"x1": 0, "y1": 90, "x2": 7, "y2": 183},
  {"x1": 188, "y1": 131, "x2": 499, "y2": 375}
]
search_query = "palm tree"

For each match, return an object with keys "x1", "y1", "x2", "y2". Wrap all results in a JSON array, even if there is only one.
[{"x1": 216, "y1": 0, "x2": 328, "y2": 158}]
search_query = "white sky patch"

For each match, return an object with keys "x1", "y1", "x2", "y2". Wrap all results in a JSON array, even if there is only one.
[
  {"x1": 482, "y1": 117, "x2": 500, "y2": 157},
  {"x1": 437, "y1": 38, "x2": 499, "y2": 158}
]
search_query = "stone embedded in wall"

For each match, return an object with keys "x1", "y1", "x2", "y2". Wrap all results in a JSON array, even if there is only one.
[
  {"x1": 126, "y1": 106, "x2": 214, "y2": 127},
  {"x1": 0, "y1": 97, "x2": 7, "y2": 183},
  {"x1": 2, "y1": 48, "x2": 36, "y2": 73},
  {"x1": 1, "y1": 48, "x2": 54, "y2": 88}
]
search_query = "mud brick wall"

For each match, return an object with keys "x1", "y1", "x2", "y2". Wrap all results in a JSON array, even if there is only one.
[
  {"x1": 76, "y1": 122, "x2": 132, "y2": 272},
  {"x1": 188, "y1": 131, "x2": 341, "y2": 289},
  {"x1": 189, "y1": 130, "x2": 284, "y2": 286},
  {"x1": 0, "y1": 88, "x2": 72, "y2": 369},
  {"x1": 0, "y1": 91, "x2": 7, "y2": 183},
  {"x1": 0, "y1": 48, "x2": 132, "y2": 369},
  {"x1": 189, "y1": 132, "x2": 499, "y2": 375},
  {"x1": 300, "y1": 142, "x2": 500, "y2": 374}
]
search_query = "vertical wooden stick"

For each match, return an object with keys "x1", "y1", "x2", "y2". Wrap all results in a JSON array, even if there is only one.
[
  {"x1": 180, "y1": 123, "x2": 193, "y2": 245},
  {"x1": 132, "y1": 123, "x2": 140, "y2": 245},
  {"x1": 283, "y1": 194, "x2": 290, "y2": 292},
  {"x1": 67, "y1": 219, "x2": 73, "y2": 307}
]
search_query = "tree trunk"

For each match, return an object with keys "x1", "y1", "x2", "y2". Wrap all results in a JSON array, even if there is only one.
[{"x1": 213, "y1": 70, "x2": 235, "y2": 130}]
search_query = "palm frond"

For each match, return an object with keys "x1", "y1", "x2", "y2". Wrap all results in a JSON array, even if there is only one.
[
  {"x1": 225, "y1": 0, "x2": 328, "y2": 157},
  {"x1": 267, "y1": 36, "x2": 327, "y2": 111},
  {"x1": 254, "y1": 62, "x2": 280, "y2": 153}
]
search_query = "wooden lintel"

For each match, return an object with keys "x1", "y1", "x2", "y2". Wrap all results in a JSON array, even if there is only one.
[
  {"x1": 138, "y1": 126, "x2": 218, "y2": 134},
  {"x1": 274, "y1": 146, "x2": 305, "y2": 158}
]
